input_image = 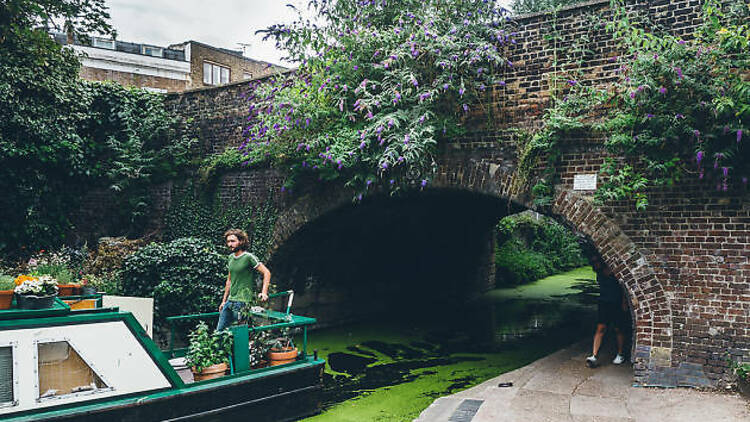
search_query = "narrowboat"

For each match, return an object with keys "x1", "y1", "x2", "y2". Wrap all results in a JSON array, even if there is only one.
[{"x1": 0, "y1": 292, "x2": 324, "y2": 421}]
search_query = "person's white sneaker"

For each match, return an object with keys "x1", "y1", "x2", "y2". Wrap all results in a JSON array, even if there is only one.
[
  {"x1": 612, "y1": 354, "x2": 625, "y2": 365},
  {"x1": 585, "y1": 355, "x2": 598, "y2": 368}
]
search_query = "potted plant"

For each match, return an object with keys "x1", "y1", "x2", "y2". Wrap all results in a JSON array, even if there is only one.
[
  {"x1": 0, "y1": 276, "x2": 15, "y2": 310},
  {"x1": 14, "y1": 275, "x2": 59, "y2": 309},
  {"x1": 186, "y1": 321, "x2": 233, "y2": 381},
  {"x1": 267, "y1": 328, "x2": 298, "y2": 367},
  {"x1": 733, "y1": 361, "x2": 750, "y2": 398},
  {"x1": 79, "y1": 274, "x2": 100, "y2": 295}
]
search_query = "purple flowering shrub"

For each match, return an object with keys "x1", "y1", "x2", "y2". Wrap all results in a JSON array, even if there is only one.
[
  {"x1": 592, "y1": 0, "x2": 749, "y2": 209},
  {"x1": 242, "y1": 0, "x2": 515, "y2": 198}
]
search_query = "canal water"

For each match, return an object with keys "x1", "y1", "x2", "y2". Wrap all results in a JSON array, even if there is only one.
[{"x1": 299, "y1": 266, "x2": 599, "y2": 422}]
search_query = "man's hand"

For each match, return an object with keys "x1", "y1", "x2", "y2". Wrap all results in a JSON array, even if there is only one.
[
  {"x1": 258, "y1": 292, "x2": 269, "y2": 302},
  {"x1": 219, "y1": 301, "x2": 226, "y2": 312}
]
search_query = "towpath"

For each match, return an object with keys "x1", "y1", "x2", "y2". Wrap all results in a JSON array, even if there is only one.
[{"x1": 415, "y1": 341, "x2": 750, "y2": 422}]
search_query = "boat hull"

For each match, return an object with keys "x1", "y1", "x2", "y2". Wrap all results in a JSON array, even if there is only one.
[{"x1": 12, "y1": 360, "x2": 324, "y2": 422}]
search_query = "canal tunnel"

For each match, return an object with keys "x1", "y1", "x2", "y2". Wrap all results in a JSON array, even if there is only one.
[{"x1": 269, "y1": 189, "x2": 522, "y2": 322}]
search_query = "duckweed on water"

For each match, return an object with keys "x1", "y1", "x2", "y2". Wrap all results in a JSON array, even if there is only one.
[{"x1": 301, "y1": 267, "x2": 597, "y2": 421}]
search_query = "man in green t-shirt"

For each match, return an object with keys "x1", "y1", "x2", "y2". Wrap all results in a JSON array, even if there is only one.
[{"x1": 216, "y1": 229, "x2": 271, "y2": 331}]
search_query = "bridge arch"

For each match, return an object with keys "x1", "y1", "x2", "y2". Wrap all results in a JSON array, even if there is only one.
[{"x1": 269, "y1": 157, "x2": 671, "y2": 382}]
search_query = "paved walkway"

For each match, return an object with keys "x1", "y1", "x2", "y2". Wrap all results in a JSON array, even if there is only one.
[{"x1": 415, "y1": 341, "x2": 750, "y2": 422}]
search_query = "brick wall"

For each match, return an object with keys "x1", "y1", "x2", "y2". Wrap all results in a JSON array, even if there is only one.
[
  {"x1": 80, "y1": 66, "x2": 187, "y2": 92},
  {"x1": 95, "y1": 0, "x2": 748, "y2": 387}
]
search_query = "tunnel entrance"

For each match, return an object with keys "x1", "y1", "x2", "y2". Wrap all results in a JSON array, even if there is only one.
[
  {"x1": 267, "y1": 189, "x2": 635, "y2": 419},
  {"x1": 270, "y1": 189, "x2": 519, "y2": 321}
]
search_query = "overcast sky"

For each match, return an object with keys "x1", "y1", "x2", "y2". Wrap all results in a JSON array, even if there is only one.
[{"x1": 105, "y1": 0, "x2": 513, "y2": 68}]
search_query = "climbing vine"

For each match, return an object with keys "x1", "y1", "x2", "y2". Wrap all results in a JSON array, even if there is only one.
[
  {"x1": 164, "y1": 184, "x2": 278, "y2": 261},
  {"x1": 527, "y1": 0, "x2": 749, "y2": 210},
  {"x1": 511, "y1": 6, "x2": 606, "y2": 207}
]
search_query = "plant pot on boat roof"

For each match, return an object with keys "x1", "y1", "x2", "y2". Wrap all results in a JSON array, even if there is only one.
[
  {"x1": 186, "y1": 321, "x2": 233, "y2": 381},
  {"x1": 0, "y1": 276, "x2": 15, "y2": 310},
  {"x1": 267, "y1": 328, "x2": 298, "y2": 367},
  {"x1": 14, "y1": 275, "x2": 59, "y2": 309}
]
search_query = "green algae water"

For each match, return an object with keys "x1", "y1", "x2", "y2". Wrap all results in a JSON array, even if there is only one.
[{"x1": 300, "y1": 266, "x2": 598, "y2": 422}]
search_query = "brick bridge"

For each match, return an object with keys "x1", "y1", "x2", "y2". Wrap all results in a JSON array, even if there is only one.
[{"x1": 158, "y1": 0, "x2": 749, "y2": 388}]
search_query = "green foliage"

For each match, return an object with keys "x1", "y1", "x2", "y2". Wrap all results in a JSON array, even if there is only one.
[
  {"x1": 0, "y1": 1, "x2": 196, "y2": 255},
  {"x1": 0, "y1": 275, "x2": 15, "y2": 291},
  {"x1": 495, "y1": 213, "x2": 586, "y2": 286},
  {"x1": 186, "y1": 321, "x2": 233, "y2": 373},
  {"x1": 495, "y1": 240, "x2": 555, "y2": 286},
  {"x1": 80, "y1": 273, "x2": 122, "y2": 295},
  {"x1": 511, "y1": 0, "x2": 583, "y2": 15},
  {"x1": 164, "y1": 185, "x2": 278, "y2": 261},
  {"x1": 245, "y1": 1, "x2": 515, "y2": 199},
  {"x1": 120, "y1": 238, "x2": 226, "y2": 324},
  {"x1": 734, "y1": 362, "x2": 750, "y2": 381},
  {"x1": 197, "y1": 146, "x2": 245, "y2": 187}
]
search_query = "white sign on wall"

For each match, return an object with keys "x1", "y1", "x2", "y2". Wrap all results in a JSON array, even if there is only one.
[{"x1": 573, "y1": 174, "x2": 597, "y2": 191}]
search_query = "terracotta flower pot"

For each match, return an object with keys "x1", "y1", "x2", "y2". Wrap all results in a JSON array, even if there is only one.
[
  {"x1": 268, "y1": 347, "x2": 298, "y2": 366},
  {"x1": 192, "y1": 362, "x2": 228, "y2": 382},
  {"x1": 0, "y1": 290, "x2": 13, "y2": 310},
  {"x1": 58, "y1": 284, "x2": 81, "y2": 296}
]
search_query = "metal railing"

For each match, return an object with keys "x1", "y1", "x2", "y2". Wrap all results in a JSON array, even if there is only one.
[{"x1": 163, "y1": 290, "x2": 315, "y2": 373}]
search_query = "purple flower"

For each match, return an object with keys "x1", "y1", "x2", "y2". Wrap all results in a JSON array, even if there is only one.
[
  {"x1": 696, "y1": 151, "x2": 704, "y2": 164},
  {"x1": 381, "y1": 162, "x2": 389, "y2": 169},
  {"x1": 421, "y1": 179, "x2": 427, "y2": 187},
  {"x1": 462, "y1": 104, "x2": 469, "y2": 112},
  {"x1": 404, "y1": 134, "x2": 410, "y2": 144},
  {"x1": 675, "y1": 114, "x2": 684, "y2": 119},
  {"x1": 359, "y1": 141, "x2": 366, "y2": 149},
  {"x1": 658, "y1": 87, "x2": 667, "y2": 94},
  {"x1": 629, "y1": 92, "x2": 636, "y2": 99},
  {"x1": 678, "y1": 40, "x2": 686, "y2": 45},
  {"x1": 390, "y1": 179, "x2": 395, "y2": 184},
  {"x1": 499, "y1": 80, "x2": 506, "y2": 86},
  {"x1": 646, "y1": 113, "x2": 654, "y2": 118},
  {"x1": 459, "y1": 88, "x2": 465, "y2": 96},
  {"x1": 419, "y1": 115, "x2": 426, "y2": 123},
  {"x1": 412, "y1": 79, "x2": 419, "y2": 87},
  {"x1": 675, "y1": 67, "x2": 683, "y2": 79},
  {"x1": 366, "y1": 179, "x2": 373, "y2": 186},
  {"x1": 443, "y1": 83, "x2": 450, "y2": 90},
  {"x1": 693, "y1": 129, "x2": 700, "y2": 140},
  {"x1": 722, "y1": 167, "x2": 729, "y2": 178},
  {"x1": 567, "y1": 80, "x2": 577, "y2": 86},
  {"x1": 738, "y1": 129, "x2": 743, "y2": 144}
]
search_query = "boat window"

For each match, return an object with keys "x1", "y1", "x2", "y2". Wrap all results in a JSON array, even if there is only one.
[
  {"x1": 37, "y1": 341, "x2": 108, "y2": 399},
  {"x1": 0, "y1": 346, "x2": 13, "y2": 406}
]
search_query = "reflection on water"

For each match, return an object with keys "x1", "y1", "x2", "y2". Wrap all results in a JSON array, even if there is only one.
[{"x1": 301, "y1": 267, "x2": 598, "y2": 422}]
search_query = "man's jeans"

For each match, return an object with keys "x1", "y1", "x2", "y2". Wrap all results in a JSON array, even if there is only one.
[{"x1": 216, "y1": 300, "x2": 245, "y2": 331}]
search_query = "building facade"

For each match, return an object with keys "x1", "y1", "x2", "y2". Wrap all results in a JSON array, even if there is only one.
[
  {"x1": 53, "y1": 34, "x2": 285, "y2": 93},
  {"x1": 168, "y1": 41, "x2": 285, "y2": 90}
]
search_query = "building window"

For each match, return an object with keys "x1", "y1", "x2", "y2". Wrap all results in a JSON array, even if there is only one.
[
  {"x1": 243, "y1": 72, "x2": 253, "y2": 80},
  {"x1": 142, "y1": 45, "x2": 163, "y2": 57},
  {"x1": 92, "y1": 37, "x2": 115, "y2": 50},
  {"x1": 37, "y1": 341, "x2": 108, "y2": 400},
  {"x1": 203, "y1": 62, "x2": 230, "y2": 85},
  {"x1": 0, "y1": 346, "x2": 14, "y2": 407}
]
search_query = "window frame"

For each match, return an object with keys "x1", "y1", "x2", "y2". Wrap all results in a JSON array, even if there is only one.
[
  {"x1": 92, "y1": 37, "x2": 115, "y2": 50},
  {"x1": 141, "y1": 45, "x2": 164, "y2": 58},
  {"x1": 202, "y1": 61, "x2": 231, "y2": 86},
  {"x1": 33, "y1": 338, "x2": 114, "y2": 403},
  {"x1": 0, "y1": 340, "x2": 18, "y2": 409}
]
